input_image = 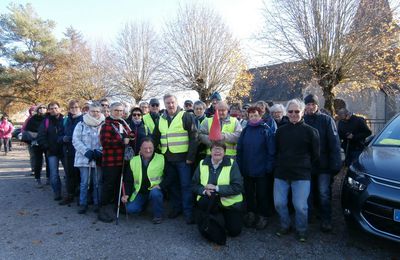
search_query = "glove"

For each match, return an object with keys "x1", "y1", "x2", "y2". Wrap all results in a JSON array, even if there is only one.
[
  {"x1": 84, "y1": 150, "x2": 95, "y2": 161},
  {"x1": 63, "y1": 136, "x2": 72, "y2": 143},
  {"x1": 94, "y1": 149, "x2": 103, "y2": 159}
]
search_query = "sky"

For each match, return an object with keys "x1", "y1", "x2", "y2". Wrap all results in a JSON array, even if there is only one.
[{"x1": 0, "y1": 0, "x2": 269, "y2": 67}]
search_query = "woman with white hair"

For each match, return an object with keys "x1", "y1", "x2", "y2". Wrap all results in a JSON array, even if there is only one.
[
  {"x1": 73, "y1": 103, "x2": 105, "y2": 214},
  {"x1": 270, "y1": 104, "x2": 289, "y2": 128},
  {"x1": 273, "y1": 99, "x2": 320, "y2": 242}
]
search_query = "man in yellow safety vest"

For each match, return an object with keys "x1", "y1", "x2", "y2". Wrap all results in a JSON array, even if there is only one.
[
  {"x1": 199, "y1": 101, "x2": 242, "y2": 157},
  {"x1": 122, "y1": 137, "x2": 165, "y2": 224},
  {"x1": 153, "y1": 94, "x2": 198, "y2": 224}
]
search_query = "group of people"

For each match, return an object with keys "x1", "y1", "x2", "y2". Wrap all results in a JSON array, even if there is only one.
[{"x1": 20, "y1": 92, "x2": 372, "y2": 244}]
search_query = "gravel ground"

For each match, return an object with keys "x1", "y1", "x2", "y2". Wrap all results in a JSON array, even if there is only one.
[{"x1": 0, "y1": 144, "x2": 399, "y2": 259}]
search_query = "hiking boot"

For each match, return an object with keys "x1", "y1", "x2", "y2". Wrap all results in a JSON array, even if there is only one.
[
  {"x1": 168, "y1": 210, "x2": 182, "y2": 219},
  {"x1": 59, "y1": 196, "x2": 74, "y2": 206},
  {"x1": 255, "y1": 216, "x2": 268, "y2": 230},
  {"x1": 54, "y1": 193, "x2": 62, "y2": 201},
  {"x1": 185, "y1": 215, "x2": 195, "y2": 225},
  {"x1": 98, "y1": 208, "x2": 113, "y2": 223},
  {"x1": 297, "y1": 231, "x2": 308, "y2": 242},
  {"x1": 321, "y1": 221, "x2": 333, "y2": 233},
  {"x1": 78, "y1": 205, "x2": 88, "y2": 214},
  {"x1": 35, "y1": 179, "x2": 43, "y2": 189},
  {"x1": 152, "y1": 217, "x2": 163, "y2": 224},
  {"x1": 93, "y1": 205, "x2": 100, "y2": 213},
  {"x1": 244, "y1": 212, "x2": 256, "y2": 228},
  {"x1": 276, "y1": 227, "x2": 291, "y2": 237}
]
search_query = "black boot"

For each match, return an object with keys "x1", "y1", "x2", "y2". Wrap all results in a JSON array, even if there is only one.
[
  {"x1": 59, "y1": 195, "x2": 74, "y2": 206},
  {"x1": 98, "y1": 207, "x2": 113, "y2": 223}
]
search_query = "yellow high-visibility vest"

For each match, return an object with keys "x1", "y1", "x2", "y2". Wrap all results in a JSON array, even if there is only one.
[
  {"x1": 159, "y1": 111, "x2": 189, "y2": 154},
  {"x1": 143, "y1": 114, "x2": 155, "y2": 134},
  {"x1": 197, "y1": 159, "x2": 243, "y2": 207},
  {"x1": 207, "y1": 117, "x2": 237, "y2": 156},
  {"x1": 129, "y1": 153, "x2": 164, "y2": 202}
]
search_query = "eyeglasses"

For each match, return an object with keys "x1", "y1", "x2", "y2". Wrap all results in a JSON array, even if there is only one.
[
  {"x1": 101, "y1": 103, "x2": 109, "y2": 107},
  {"x1": 151, "y1": 104, "x2": 159, "y2": 107},
  {"x1": 114, "y1": 109, "x2": 124, "y2": 112},
  {"x1": 90, "y1": 110, "x2": 101, "y2": 113},
  {"x1": 288, "y1": 110, "x2": 301, "y2": 114},
  {"x1": 38, "y1": 107, "x2": 47, "y2": 109},
  {"x1": 132, "y1": 113, "x2": 142, "y2": 117},
  {"x1": 70, "y1": 106, "x2": 79, "y2": 109}
]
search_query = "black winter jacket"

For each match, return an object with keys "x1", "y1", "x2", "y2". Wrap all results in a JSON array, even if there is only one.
[
  {"x1": 304, "y1": 111, "x2": 342, "y2": 174},
  {"x1": 274, "y1": 120, "x2": 320, "y2": 181},
  {"x1": 37, "y1": 114, "x2": 64, "y2": 156}
]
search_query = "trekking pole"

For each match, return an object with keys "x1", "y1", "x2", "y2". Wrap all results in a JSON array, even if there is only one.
[
  {"x1": 116, "y1": 159, "x2": 125, "y2": 225},
  {"x1": 93, "y1": 161, "x2": 100, "y2": 210},
  {"x1": 122, "y1": 181, "x2": 128, "y2": 221},
  {"x1": 87, "y1": 162, "x2": 92, "y2": 206}
]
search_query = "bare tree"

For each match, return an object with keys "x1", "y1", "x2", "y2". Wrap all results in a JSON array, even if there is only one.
[
  {"x1": 162, "y1": 3, "x2": 245, "y2": 102},
  {"x1": 258, "y1": 0, "x2": 397, "y2": 113},
  {"x1": 113, "y1": 21, "x2": 163, "y2": 103}
]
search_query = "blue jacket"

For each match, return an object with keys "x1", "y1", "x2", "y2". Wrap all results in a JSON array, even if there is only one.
[
  {"x1": 128, "y1": 120, "x2": 151, "y2": 155},
  {"x1": 262, "y1": 113, "x2": 277, "y2": 133},
  {"x1": 61, "y1": 113, "x2": 83, "y2": 157},
  {"x1": 304, "y1": 111, "x2": 342, "y2": 174},
  {"x1": 236, "y1": 120, "x2": 275, "y2": 177}
]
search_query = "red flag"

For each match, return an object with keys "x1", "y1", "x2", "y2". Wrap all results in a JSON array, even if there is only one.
[{"x1": 209, "y1": 109, "x2": 222, "y2": 141}]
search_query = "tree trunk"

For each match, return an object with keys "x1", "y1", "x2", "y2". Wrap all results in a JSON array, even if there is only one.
[{"x1": 321, "y1": 84, "x2": 335, "y2": 115}]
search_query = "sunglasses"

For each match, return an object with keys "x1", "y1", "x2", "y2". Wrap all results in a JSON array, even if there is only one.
[
  {"x1": 288, "y1": 110, "x2": 301, "y2": 114},
  {"x1": 101, "y1": 104, "x2": 109, "y2": 107},
  {"x1": 132, "y1": 113, "x2": 142, "y2": 117},
  {"x1": 38, "y1": 107, "x2": 47, "y2": 109},
  {"x1": 151, "y1": 104, "x2": 159, "y2": 107}
]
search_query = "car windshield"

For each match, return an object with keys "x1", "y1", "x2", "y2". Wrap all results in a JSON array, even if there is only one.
[{"x1": 374, "y1": 115, "x2": 400, "y2": 146}]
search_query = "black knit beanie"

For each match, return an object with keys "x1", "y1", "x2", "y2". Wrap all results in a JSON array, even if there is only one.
[{"x1": 304, "y1": 94, "x2": 319, "y2": 105}]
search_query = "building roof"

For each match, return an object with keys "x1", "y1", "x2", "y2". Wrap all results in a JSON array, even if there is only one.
[{"x1": 247, "y1": 62, "x2": 312, "y2": 102}]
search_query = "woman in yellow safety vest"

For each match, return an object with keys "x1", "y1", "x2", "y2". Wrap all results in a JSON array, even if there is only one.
[{"x1": 192, "y1": 141, "x2": 244, "y2": 237}]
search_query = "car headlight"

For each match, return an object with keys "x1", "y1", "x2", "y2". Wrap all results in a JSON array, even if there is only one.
[
  {"x1": 347, "y1": 165, "x2": 368, "y2": 191},
  {"x1": 347, "y1": 176, "x2": 367, "y2": 191}
]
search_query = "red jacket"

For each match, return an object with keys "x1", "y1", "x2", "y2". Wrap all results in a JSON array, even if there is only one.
[{"x1": 100, "y1": 117, "x2": 133, "y2": 167}]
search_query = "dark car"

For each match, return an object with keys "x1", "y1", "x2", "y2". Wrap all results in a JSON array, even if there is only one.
[
  {"x1": 341, "y1": 113, "x2": 400, "y2": 243},
  {"x1": 12, "y1": 127, "x2": 22, "y2": 140}
]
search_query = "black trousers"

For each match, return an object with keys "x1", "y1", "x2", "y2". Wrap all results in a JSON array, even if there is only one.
[
  {"x1": 100, "y1": 166, "x2": 122, "y2": 206},
  {"x1": 243, "y1": 175, "x2": 270, "y2": 217},
  {"x1": 32, "y1": 145, "x2": 49, "y2": 180},
  {"x1": 64, "y1": 154, "x2": 80, "y2": 196},
  {"x1": 197, "y1": 196, "x2": 242, "y2": 237}
]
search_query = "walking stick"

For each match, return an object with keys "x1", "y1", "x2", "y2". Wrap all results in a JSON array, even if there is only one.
[
  {"x1": 93, "y1": 161, "x2": 100, "y2": 210},
  {"x1": 122, "y1": 181, "x2": 128, "y2": 220},
  {"x1": 116, "y1": 161, "x2": 124, "y2": 225},
  {"x1": 87, "y1": 163, "x2": 92, "y2": 205}
]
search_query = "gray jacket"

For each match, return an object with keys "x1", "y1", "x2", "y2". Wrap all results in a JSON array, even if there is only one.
[{"x1": 72, "y1": 121, "x2": 102, "y2": 167}]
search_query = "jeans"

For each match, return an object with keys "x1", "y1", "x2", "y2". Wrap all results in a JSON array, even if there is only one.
[
  {"x1": 274, "y1": 178, "x2": 310, "y2": 232},
  {"x1": 309, "y1": 173, "x2": 333, "y2": 223},
  {"x1": 79, "y1": 166, "x2": 102, "y2": 206},
  {"x1": 1, "y1": 138, "x2": 10, "y2": 152},
  {"x1": 48, "y1": 155, "x2": 65, "y2": 196},
  {"x1": 126, "y1": 188, "x2": 164, "y2": 218},
  {"x1": 164, "y1": 161, "x2": 193, "y2": 218}
]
